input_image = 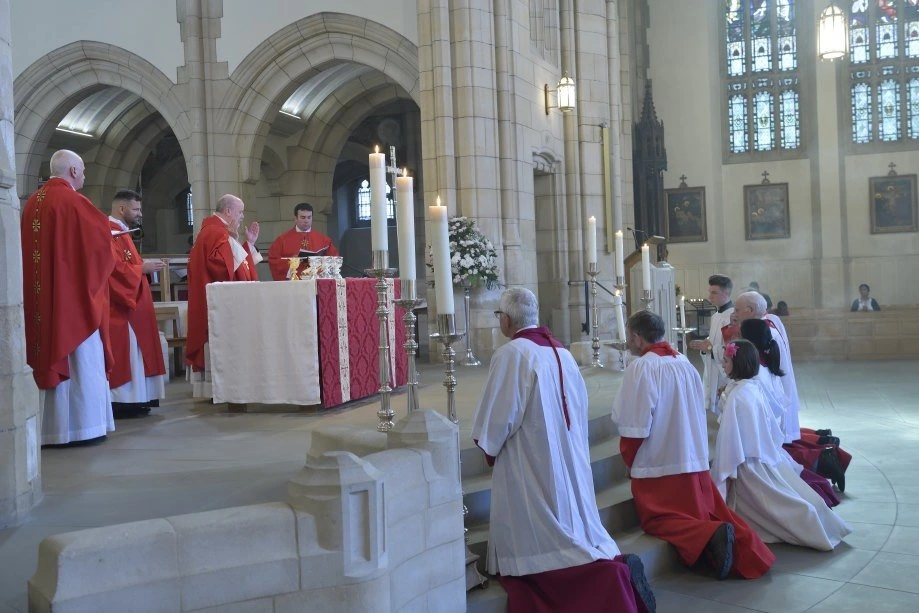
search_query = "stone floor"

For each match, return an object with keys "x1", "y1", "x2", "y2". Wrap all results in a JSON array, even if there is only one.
[{"x1": 1, "y1": 359, "x2": 918, "y2": 612}]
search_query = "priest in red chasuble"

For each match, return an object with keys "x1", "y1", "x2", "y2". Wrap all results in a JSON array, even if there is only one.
[
  {"x1": 21, "y1": 150, "x2": 115, "y2": 446},
  {"x1": 612, "y1": 310, "x2": 774, "y2": 580},
  {"x1": 186, "y1": 194, "x2": 261, "y2": 376},
  {"x1": 108, "y1": 190, "x2": 166, "y2": 419},
  {"x1": 267, "y1": 202, "x2": 339, "y2": 280}
]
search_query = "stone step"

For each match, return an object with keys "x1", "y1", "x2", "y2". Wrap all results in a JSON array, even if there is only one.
[{"x1": 465, "y1": 528, "x2": 679, "y2": 613}]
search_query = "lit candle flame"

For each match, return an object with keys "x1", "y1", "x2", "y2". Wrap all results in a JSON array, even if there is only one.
[
  {"x1": 402, "y1": 167, "x2": 407, "y2": 177},
  {"x1": 436, "y1": 195, "x2": 441, "y2": 206},
  {"x1": 375, "y1": 145, "x2": 379, "y2": 154}
]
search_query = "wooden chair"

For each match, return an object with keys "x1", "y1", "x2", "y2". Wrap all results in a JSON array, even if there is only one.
[{"x1": 155, "y1": 304, "x2": 187, "y2": 376}]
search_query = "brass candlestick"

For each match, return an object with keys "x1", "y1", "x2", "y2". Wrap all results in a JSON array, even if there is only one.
[
  {"x1": 394, "y1": 279, "x2": 423, "y2": 415},
  {"x1": 430, "y1": 313, "x2": 487, "y2": 590},
  {"x1": 587, "y1": 262, "x2": 603, "y2": 368},
  {"x1": 365, "y1": 250, "x2": 398, "y2": 432}
]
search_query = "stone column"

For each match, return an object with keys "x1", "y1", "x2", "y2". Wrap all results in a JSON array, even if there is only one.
[{"x1": 0, "y1": 0, "x2": 42, "y2": 529}]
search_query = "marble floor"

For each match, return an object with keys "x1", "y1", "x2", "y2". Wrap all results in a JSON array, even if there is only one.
[{"x1": 2, "y1": 359, "x2": 918, "y2": 612}]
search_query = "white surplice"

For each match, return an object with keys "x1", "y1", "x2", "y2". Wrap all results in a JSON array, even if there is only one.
[
  {"x1": 702, "y1": 306, "x2": 734, "y2": 413},
  {"x1": 612, "y1": 351, "x2": 710, "y2": 478},
  {"x1": 40, "y1": 330, "x2": 114, "y2": 445},
  {"x1": 471, "y1": 335, "x2": 620, "y2": 576},
  {"x1": 764, "y1": 314, "x2": 800, "y2": 442},
  {"x1": 712, "y1": 380, "x2": 850, "y2": 551},
  {"x1": 111, "y1": 325, "x2": 166, "y2": 403}
]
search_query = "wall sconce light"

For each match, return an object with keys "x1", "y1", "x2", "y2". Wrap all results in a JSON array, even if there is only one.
[
  {"x1": 545, "y1": 72, "x2": 577, "y2": 115},
  {"x1": 818, "y1": 3, "x2": 847, "y2": 60}
]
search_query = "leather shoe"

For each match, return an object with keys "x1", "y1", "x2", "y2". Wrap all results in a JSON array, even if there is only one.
[
  {"x1": 815, "y1": 429, "x2": 832, "y2": 436},
  {"x1": 817, "y1": 447, "x2": 846, "y2": 493},
  {"x1": 621, "y1": 553, "x2": 656, "y2": 612},
  {"x1": 704, "y1": 523, "x2": 735, "y2": 580}
]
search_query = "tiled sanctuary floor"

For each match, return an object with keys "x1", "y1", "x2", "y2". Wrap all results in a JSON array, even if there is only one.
[{"x1": 1, "y1": 360, "x2": 918, "y2": 612}]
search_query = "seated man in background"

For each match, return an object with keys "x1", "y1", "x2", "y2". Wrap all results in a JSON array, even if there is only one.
[
  {"x1": 613, "y1": 310, "x2": 774, "y2": 580},
  {"x1": 851, "y1": 283, "x2": 880, "y2": 312},
  {"x1": 472, "y1": 287, "x2": 655, "y2": 613},
  {"x1": 268, "y1": 202, "x2": 339, "y2": 280}
]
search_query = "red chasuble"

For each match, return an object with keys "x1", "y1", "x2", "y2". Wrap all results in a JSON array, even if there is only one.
[
  {"x1": 267, "y1": 227, "x2": 339, "y2": 281},
  {"x1": 186, "y1": 215, "x2": 259, "y2": 372},
  {"x1": 108, "y1": 221, "x2": 166, "y2": 388},
  {"x1": 21, "y1": 178, "x2": 115, "y2": 389}
]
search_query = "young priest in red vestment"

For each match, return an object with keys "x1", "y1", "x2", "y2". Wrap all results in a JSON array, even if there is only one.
[
  {"x1": 186, "y1": 194, "x2": 261, "y2": 378},
  {"x1": 612, "y1": 310, "x2": 774, "y2": 580},
  {"x1": 267, "y1": 202, "x2": 339, "y2": 280},
  {"x1": 107, "y1": 190, "x2": 166, "y2": 419},
  {"x1": 472, "y1": 288, "x2": 656, "y2": 613},
  {"x1": 21, "y1": 150, "x2": 115, "y2": 446}
]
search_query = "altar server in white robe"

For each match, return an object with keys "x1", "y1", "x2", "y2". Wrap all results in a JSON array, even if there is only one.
[
  {"x1": 688, "y1": 275, "x2": 735, "y2": 413},
  {"x1": 733, "y1": 291, "x2": 800, "y2": 441},
  {"x1": 472, "y1": 287, "x2": 654, "y2": 613},
  {"x1": 712, "y1": 340, "x2": 851, "y2": 551}
]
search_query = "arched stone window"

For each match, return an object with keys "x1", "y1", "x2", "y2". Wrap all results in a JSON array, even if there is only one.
[
  {"x1": 722, "y1": 0, "x2": 803, "y2": 159},
  {"x1": 846, "y1": 0, "x2": 919, "y2": 148},
  {"x1": 354, "y1": 180, "x2": 394, "y2": 225}
]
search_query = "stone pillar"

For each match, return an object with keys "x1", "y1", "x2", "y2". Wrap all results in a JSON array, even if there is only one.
[
  {"x1": 177, "y1": 0, "x2": 230, "y2": 227},
  {"x1": 0, "y1": 0, "x2": 42, "y2": 528}
]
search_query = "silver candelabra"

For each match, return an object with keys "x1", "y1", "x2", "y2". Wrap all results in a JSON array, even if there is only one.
[
  {"x1": 365, "y1": 250, "x2": 397, "y2": 432},
  {"x1": 393, "y1": 279, "x2": 423, "y2": 415},
  {"x1": 586, "y1": 262, "x2": 603, "y2": 368},
  {"x1": 460, "y1": 281, "x2": 481, "y2": 367},
  {"x1": 429, "y1": 313, "x2": 488, "y2": 590},
  {"x1": 640, "y1": 288, "x2": 654, "y2": 311}
]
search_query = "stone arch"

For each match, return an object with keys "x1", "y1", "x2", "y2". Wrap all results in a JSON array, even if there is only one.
[
  {"x1": 13, "y1": 41, "x2": 190, "y2": 199},
  {"x1": 223, "y1": 12, "x2": 420, "y2": 184}
]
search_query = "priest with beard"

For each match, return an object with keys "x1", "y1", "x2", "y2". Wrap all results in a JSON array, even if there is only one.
[
  {"x1": 107, "y1": 190, "x2": 167, "y2": 418},
  {"x1": 471, "y1": 287, "x2": 655, "y2": 613}
]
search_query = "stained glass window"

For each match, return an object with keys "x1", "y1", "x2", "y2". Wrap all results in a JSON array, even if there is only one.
[
  {"x1": 723, "y1": 0, "x2": 800, "y2": 156},
  {"x1": 847, "y1": 1, "x2": 919, "y2": 146},
  {"x1": 355, "y1": 180, "x2": 395, "y2": 222}
]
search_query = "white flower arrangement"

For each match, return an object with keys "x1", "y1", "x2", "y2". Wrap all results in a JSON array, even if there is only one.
[{"x1": 427, "y1": 216, "x2": 499, "y2": 288}]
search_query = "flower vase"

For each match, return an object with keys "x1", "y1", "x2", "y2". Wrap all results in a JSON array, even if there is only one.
[{"x1": 460, "y1": 280, "x2": 481, "y2": 367}]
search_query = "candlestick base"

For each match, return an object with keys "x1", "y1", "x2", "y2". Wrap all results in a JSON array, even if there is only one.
[
  {"x1": 460, "y1": 282, "x2": 482, "y2": 367},
  {"x1": 394, "y1": 279, "x2": 423, "y2": 416},
  {"x1": 429, "y1": 314, "x2": 488, "y2": 591}
]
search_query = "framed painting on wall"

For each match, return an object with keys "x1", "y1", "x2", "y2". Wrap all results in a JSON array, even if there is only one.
[
  {"x1": 743, "y1": 182, "x2": 790, "y2": 240},
  {"x1": 869, "y1": 173, "x2": 917, "y2": 234},
  {"x1": 664, "y1": 185, "x2": 707, "y2": 243}
]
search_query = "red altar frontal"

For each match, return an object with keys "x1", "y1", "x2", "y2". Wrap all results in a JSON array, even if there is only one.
[{"x1": 206, "y1": 278, "x2": 408, "y2": 408}]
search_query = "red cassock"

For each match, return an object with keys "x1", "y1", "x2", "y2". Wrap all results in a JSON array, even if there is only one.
[
  {"x1": 185, "y1": 215, "x2": 259, "y2": 372},
  {"x1": 620, "y1": 437, "x2": 775, "y2": 579},
  {"x1": 108, "y1": 221, "x2": 166, "y2": 388},
  {"x1": 21, "y1": 178, "x2": 115, "y2": 389},
  {"x1": 267, "y1": 227, "x2": 339, "y2": 281}
]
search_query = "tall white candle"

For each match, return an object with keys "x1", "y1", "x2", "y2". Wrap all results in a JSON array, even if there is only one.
[
  {"x1": 587, "y1": 216, "x2": 597, "y2": 264},
  {"x1": 615, "y1": 230, "x2": 625, "y2": 279},
  {"x1": 679, "y1": 295, "x2": 687, "y2": 327},
  {"x1": 369, "y1": 146, "x2": 388, "y2": 251},
  {"x1": 395, "y1": 169, "x2": 416, "y2": 280},
  {"x1": 614, "y1": 291, "x2": 626, "y2": 341},
  {"x1": 430, "y1": 197, "x2": 455, "y2": 315},
  {"x1": 641, "y1": 243, "x2": 652, "y2": 290}
]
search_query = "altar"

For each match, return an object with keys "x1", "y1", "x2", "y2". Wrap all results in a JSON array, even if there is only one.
[{"x1": 206, "y1": 278, "x2": 408, "y2": 408}]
